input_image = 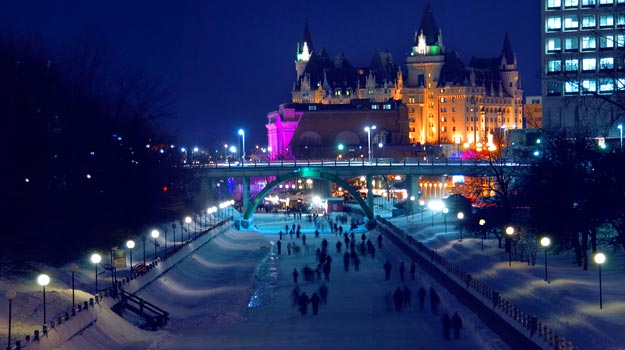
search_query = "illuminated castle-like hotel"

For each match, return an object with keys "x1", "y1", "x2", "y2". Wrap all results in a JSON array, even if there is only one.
[{"x1": 266, "y1": 3, "x2": 524, "y2": 160}]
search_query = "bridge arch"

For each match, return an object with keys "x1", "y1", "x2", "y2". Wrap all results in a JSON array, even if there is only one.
[{"x1": 243, "y1": 168, "x2": 373, "y2": 221}]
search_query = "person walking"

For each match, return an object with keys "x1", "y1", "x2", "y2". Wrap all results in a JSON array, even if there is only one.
[
  {"x1": 301, "y1": 233, "x2": 306, "y2": 245},
  {"x1": 310, "y1": 292, "x2": 321, "y2": 315},
  {"x1": 298, "y1": 292, "x2": 310, "y2": 315},
  {"x1": 336, "y1": 240, "x2": 342, "y2": 253},
  {"x1": 279, "y1": 231, "x2": 283, "y2": 240},
  {"x1": 377, "y1": 234, "x2": 383, "y2": 248},
  {"x1": 343, "y1": 252, "x2": 350, "y2": 272},
  {"x1": 291, "y1": 285, "x2": 300, "y2": 307},
  {"x1": 451, "y1": 311, "x2": 463, "y2": 339},
  {"x1": 323, "y1": 260, "x2": 331, "y2": 281},
  {"x1": 417, "y1": 287, "x2": 426, "y2": 310},
  {"x1": 399, "y1": 261, "x2": 406, "y2": 282},
  {"x1": 354, "y1": 255, "x2": 360, "y2": 271},
  {"x1": 442, "y1": 313, "x2": 451, "y2": 339},
  {"x1": 292, "y1": 268, "x2": 299, "y2": 284},
  {"x1": 410, "y1": 261, "x2": 416, "y2": 280},
  {"x1": 287, "y1": 242, "x2": 292, "y2": 255},
  {"x1": 403, "y1": 285, "x2": 412, "y2": 307},
  {"x1": 393, "y1": 287, "x2": 404, "y2": 312},
  {"x1": 319, "y1": 283, "x2": 328, "y2": 304},
  {"x1": 277, "y1": 240, "x2": 282, "y2": 255},
  {"x1": 383, "y1": 260, "x2": 392, "y2": 280}
]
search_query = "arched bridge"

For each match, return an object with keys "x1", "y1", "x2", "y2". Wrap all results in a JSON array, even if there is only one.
[{"x1": 194, "y1": 158, "x2": 530, "y2": 225}]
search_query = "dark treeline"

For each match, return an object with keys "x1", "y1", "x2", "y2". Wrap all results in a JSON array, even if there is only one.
[{"x1": 1, "y1": 31, "x2": 191, "y2": 264}]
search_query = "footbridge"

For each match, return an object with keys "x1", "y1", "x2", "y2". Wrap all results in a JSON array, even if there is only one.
[{"x1": 194, "y1": 158, "x2": 529, "y2": 225}]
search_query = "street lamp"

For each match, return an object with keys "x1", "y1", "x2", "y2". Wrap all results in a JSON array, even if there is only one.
[
  {"x1": 126, "y1": 240, "x2": 135, "y2": 274},
  {"x1": 479, "y1": 219, "x2": 486, "y2": 251},
  {"x1": 171, "y1": 223, "x2": 177, "y2": 248},
  {"x1": 238, "y1": 129, "x2": 246, "y2": 162},
  {"x1": 540, "y1": 237, "x2": 551, "y2": 282},
  {"x1": 457, "y1": 212, "x2": 464, "y2": 241},
  {"x1": 442, "y1": 208, "x2": 449, "y2": 233},
  {"x1": 364, "y1": 125, "x2": 376, "y2": 164},
  {"x1": 70, "y1": 263, "x2": 78, "y2": 309},
  {"x1": 594, "y1": 252, "x2": 606, "y2": 309},
  {"x1": 37, "y1": 274, "x2": 50, "y2": 325},
  {"x1": 141, "y1": 236, "x2": 147, "y2": 265},
  {"x1": 505, "y1": 226, "x2": 515, "y2": 267},
  {"x1": 409, "y1": 196, "x2": 415, "y2": 219},
  {"x1": 151, "y1": 229, "x2": 160, "y2": 260},
  {"x1": 90, "y1": 253, "x2": 101, "y2": 294},
  {"x1": 618, "y1": 124, "x2": 623, "y2": 150},
  {"x1": 6, "y1": 289, "x2": 16, "y2": 349},
  {"x1": 185, "y1": 216, "x2": 192, "y2": 242}
]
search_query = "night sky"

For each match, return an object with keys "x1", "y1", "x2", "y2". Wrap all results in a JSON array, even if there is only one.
[{"x1": 0, "y1": 0, "x2": 540, "y2": 149}]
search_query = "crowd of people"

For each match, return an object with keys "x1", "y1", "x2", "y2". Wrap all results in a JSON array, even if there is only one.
[{"x1": 273, "y1": 214, "x2": 464, "y2": 341}]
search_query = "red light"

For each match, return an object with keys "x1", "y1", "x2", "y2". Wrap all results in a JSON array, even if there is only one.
[{"x1": 162, "y1": 186, "x2": 168, "y2": 192}]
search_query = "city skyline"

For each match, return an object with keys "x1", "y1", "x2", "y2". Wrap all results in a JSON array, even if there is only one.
[{"x1": 0, "y1": 0, "x2": 540, "y2": 148}]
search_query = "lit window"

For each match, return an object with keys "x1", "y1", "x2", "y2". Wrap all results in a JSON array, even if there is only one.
[
  {"x1": 600, "y1": 35, "x2": 614, "y2": 48},
  {"x1": 383, "y1": 104, "x2": 392, "y2": 110},
  {"x1": 599, "y1": 0, "x2": 614, "y2": 4},
  {"x1": 600, "y1": 57, "x2": 614, "y2": 69},
  {"x1": 564, "y1": 16, "x2": 579, "y2": 29},
  {"x1": 408, "y1": 97, "x2": 415, "y2": 103},
  {"x1": 581, "y1": 79, "x2": 596, "y2": 92},
  {"x1": 599, "y1": 78, "x2": 614, "y2": 92},
  {"x1": 617, "y1": 78, "x2": 625, "y2": 90},
  {"x1": 582, "y1": 58, "x2": 597, "y2": 71},
  {"x1": 548, "y1": 60, "x2": 562, "y2": 72},
  {"x1": 565, "y1": 37, "x2": 579, "y2": 51},
  {"x1": 547, "y1": 17, "x2": 562, "y2": 31},
  {"x1": 600, "y1": 14, "x2": 614, "y2": 27},
  {"x1": 564, "y1": 0, "x2": 579, "y2": 6},
  {"x1": 582, "y1": 15, "x2": 596, "y2": 28},
  {"x1": 548, "y1": 0, "x2": 562, "y2": 8},
  {"x1": 565, "y1": 59, "x2": 579, "y2": 71},
  {"x1": 547, "y1": 38, "x2": 562, "y2": 52},
  {"x1": 618, "y1": 14, "x2": 625, "y2": 26},
  {"x1": 581, "y1": 36, "x2": 597, "y2": 51},
  {"x1": 371, "y1": 104, "x2": 379, "y2": 110},
  {"x1": 618, "y1": 34, "x2": 625, "y2": 47},
  {"x1": 565, "y1": 81, "x2": 580, "y2": 94},
  {"x1": 548, "y1": 81, "x2": 562, "y2": 95},
  {"x1": 582, "y1": 0, "x2": 596, "y2": 6}
]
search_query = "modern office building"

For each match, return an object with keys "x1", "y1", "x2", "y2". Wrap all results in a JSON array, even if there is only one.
[
  {"x1": 542, "y1": 0, "x2": 625, "y2": 138},
  {"x1": 267, "y1": 2, "x2": 524, "y2": 160}
]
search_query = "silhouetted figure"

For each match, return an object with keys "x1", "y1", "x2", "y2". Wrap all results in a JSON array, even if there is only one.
[
  {"x1": 442, "y1": 314, "x2": 451, "y2": 339},
  {"x1": 310, "y1": 292, "x2": 321, "y2": 315},
  {"x1": 383, "y1": 260, "x2": 392, "y2": 280},
  {"x1": 291, "y1": 285, "x2": 300, "y2": 307},
  {"x1": 403, "y1": 285, "x2": 412, "y2": 307},
  {"x1": 417, "y1": 287, "x2": 426, "y2": 310},
  {"x1": 321, "y1": 238, "x2": 328, "y2": 250},
  {"x1": 410, "y1": 261, "x2": 416, "y2": 280},
  {"x1": 377, "y1": 234, "x2": 383, "y2": 248},
  {"x1": 451, "y1": 312, "x2": 463, "y2": 339},
  {"x1": 393, "y1": 287, "x2": 404, "y2": 312},
  {"x1": 399, "y1": 261, "x2": 406, "y2": 282},
  {"x1": 354, "y1": 256, "x2": 360, "y2": 271},
  {"x1": 323, "y1": 261, "x2": 331, "y2": 281},
  {"x1": 292, "y1": 268, "x2": 299, "y2": 284},
  {"x1": 287, "y1": 242, "x2": 292, "y2": 255},
  {"x1": 430, "y1": 287, "x2": 440, "y2": 314},
  {"x1": 315, "y1": 229, "x2": 320, "y2": 238},
  {"x1": 277, "y1": 240, "x2": 282, "y2": 255},
  {"x1": 301, "y1": 233, "x2": 306, "y2": 245},
  {"x1": 316, "y1": 248, "x2": 321, "y2": 262},
  {"x1": 336, "y1": 241, "x2": 342, "y2": 253},
  {"x1": 343, "y1": 252, "x2": 350, "y2": 271},
  {"x1": 279, "y1": 231, "x2": 283, "y2": 240},
  {"x1": 319, "y1": 283, "x2": 328, "y2": 304},
  {"x1": 298, "y1": 292, "x2": 310, "y2": 315}
]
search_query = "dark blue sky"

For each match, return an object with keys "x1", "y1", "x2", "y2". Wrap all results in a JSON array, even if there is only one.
[{"x1": 0, "y1": 0, "x2": 540, "y2": 149}]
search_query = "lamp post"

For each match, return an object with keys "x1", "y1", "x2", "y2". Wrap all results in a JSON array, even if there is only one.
[
  {"x1": 171, "y1": 223, "x2": 177, "y2": 248},
  {"x1": 90, "y1": 253, "x2": 101, "y2": 294},
  {"x1": 364, "y1": 125, "x2": 376, "y2": 164},
  {"x1": 409, "y1": 196, "x2": 415, "y2": 219},
  {"x1": 594, "y1": 252, "x2": 606, "y2": 309},
  {"x1": 37, "y1": 274, "x2": 50, "y2": 325},
  {"x1": 70, "y1": 263, "x2": 78, "y2": 309},
  {"x1": 618, "y1": 124, "x2": 623, "y2": 150},
  {"x1": 457, "y1": 212, "x2": 464, "y2": 241},
  {"x1": 6, "y1": 289, "x2": 16, "y2": 349},
  {"x1": 238, "y1": 129, "x2": 246, "y2": 162},
  {"x1": 419, "y1": 200, "x2": 425, "y2": 221},
  {"x1": 151, "y1": 229, "x2": 160, "y2": 260},
  {"x1": 540, "y1": 237, "x2": 551, "y2": 282},
  {"x1": 126, "y1": 240, "x2": 135, "y2": 274},
  {"x1": 141, "y1": 236, "x2": 146, "y2": 265},
  {"x1": 443, "y1": 208, "x2": 449, "y2": 233},
  {"x1": 505, "y1": 226, "x2": 515, "y2": 267},
  {"x1": 479, "y1": 219, "x2": 486, "y2": 251},
  {"x1": 185, "y1": 216, "x2": 192, "y2": 242}
]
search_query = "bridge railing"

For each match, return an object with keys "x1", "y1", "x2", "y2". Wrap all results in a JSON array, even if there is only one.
[{"x1": 187, "y1": 157, "x2": 506, "y2": 169}]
